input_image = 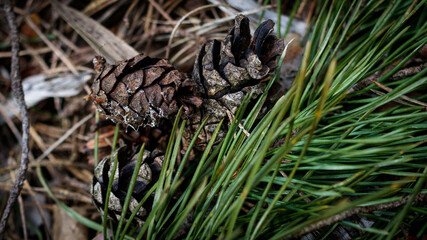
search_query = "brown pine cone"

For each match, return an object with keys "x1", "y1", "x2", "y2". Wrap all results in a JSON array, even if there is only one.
[
  {"x1": 89, "y1": 15, "x2": 283, "y2": 148},
  {"x1": 90, "y1": 147, "x2": 163, "y2": 225},
  {"x1": 90, "y1": 15, "x2": 284, "y2": 226},
  {"x1": 185, "y1": 15, "x2": 284, "y2": 149},
  {"x1": 90, "y1": 54, "x2": 199, "y2": 130}
]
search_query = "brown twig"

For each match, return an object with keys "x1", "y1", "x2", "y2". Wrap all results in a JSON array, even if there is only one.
[
  {"x1": 391, "y1": 62, "x2": 427, "y2": 80},
  {"x1": 289, "y1": 193, "x2": 427, "y2": 239},
  {"x1": 371, "y1": 79, "x2": 427, "y2": 108},
  {"x1": 347, "y1": 67, "x2": 427, "y2": 110},
  {"x1": 0, "y1": 0, "x2": 31, "y2": 238}
]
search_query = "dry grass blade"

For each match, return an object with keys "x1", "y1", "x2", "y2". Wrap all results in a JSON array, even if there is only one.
[
  {"x1": 24, "y1": 16, "x2": 78, "y2": 74},
  {"x1": 35, "y1": 114, "x2": 93, "y2": 162},
  {"x1": 166, "y1": 4, "x2": 220, "y2": 59},
  {"x1": 51, "y1": 0, "x2": 138, "y2": 63},
  {"x1": 0, "y1": 104, "x2": 22, "y2": 143},
  {"x1": 22, "y1": 181, "x2": 50, "y2": 238},
  {"x1": 148, "y1": 0, "x2": 174, "y2": 22},
  {"x1": 17, "y1": 196, "x2": 27, "y2": 240},
  {"x1": 0, "y1": 47, "x2": 51, "y2": 58}
]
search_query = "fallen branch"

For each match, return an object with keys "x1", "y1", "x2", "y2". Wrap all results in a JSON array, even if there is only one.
[
  {"x1": 0, "y1": 0, "x2": 31, "y2": 238},
  {"x1": 289, "y1": 193, "x2": 427, "y2": 238}
]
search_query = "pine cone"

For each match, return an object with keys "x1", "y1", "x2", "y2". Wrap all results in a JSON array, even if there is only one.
[
  {"x1": 90, "y1": 15, "x2": 285, "y2": 226},
  {"x1": 90, "y1": 147, "x2": 163, "y2": 225},
  {"x1": 90, "y1": 54, "x2": 198, "y2": 130},
  {"x1": 89, "y1": 15, "x2": 283, "y2": 147},
  {"x1": 185, "y1": 15, "x2": 284, "y2": 149}
]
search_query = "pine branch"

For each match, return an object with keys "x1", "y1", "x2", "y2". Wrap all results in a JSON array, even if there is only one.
[
  {"x1": 0, "y1": 0, "x2": 30, "y2": 237},
  {"x1": 289, "y1": 193, "x2": 427, "y2": 239}
]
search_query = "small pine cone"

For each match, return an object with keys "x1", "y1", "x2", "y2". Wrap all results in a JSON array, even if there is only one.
[
  {"x1": 185, "y1": 15, "x2": 284, "y2": 149},
  {"x1": 90, "y1": 147, "x2": 163, "y2": 225},
  {"x1": 90, "y1": 54, "x2": 197, "y2": 130}
]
